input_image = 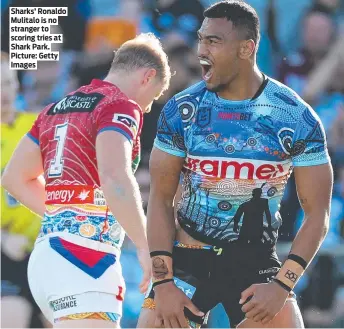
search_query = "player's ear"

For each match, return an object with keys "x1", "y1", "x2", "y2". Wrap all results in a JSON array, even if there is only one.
[
  {"x1": 142, "y1": 68, "x2": 157, "y2": 86},
  {"x1": 239, "y1": 39, "x2": 255, "y2": 59}
]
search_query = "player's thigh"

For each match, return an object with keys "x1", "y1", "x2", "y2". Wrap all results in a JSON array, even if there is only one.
[
  {"x1": 137, "y1": 308, "x2": 162, "y2": 328},
  {"x1": 237, "y1": 298, "x2": 304, "y2": 328}
]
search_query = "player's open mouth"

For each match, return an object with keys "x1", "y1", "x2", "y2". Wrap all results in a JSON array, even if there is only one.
[{"x1": 199, "y1": 58, "x2": 213, "y2": 82}]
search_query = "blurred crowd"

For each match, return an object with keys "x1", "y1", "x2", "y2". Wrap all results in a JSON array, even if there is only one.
[{"x1": 1, "y1": 0, "x2": 344, "y2": 328}]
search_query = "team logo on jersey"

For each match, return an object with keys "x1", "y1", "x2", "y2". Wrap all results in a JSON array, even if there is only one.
[
  {"x1": 48, "y1": 92, "x2": 105, "y2": 115},
  {"x1": 112, "y1": 113, "x2": 138, "y2": 137}
]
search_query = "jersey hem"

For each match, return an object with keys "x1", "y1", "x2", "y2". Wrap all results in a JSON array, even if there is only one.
[
  {"x1": 26, "y1": 132, "x2": 39, "y2": 145},
  {"x1": 97, "y1": 127, "x2": 132, "y2": 143},
  {"x1": 292, "y1": 157, "x2": 330, "y2": 167},
  {"x1": 154, "y1": 141, "x2": 186, "y2": 158}
]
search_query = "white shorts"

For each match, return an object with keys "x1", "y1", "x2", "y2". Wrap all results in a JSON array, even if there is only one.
[{"x1": 27, "y1": 232, "x2": 125, "y2": 324}]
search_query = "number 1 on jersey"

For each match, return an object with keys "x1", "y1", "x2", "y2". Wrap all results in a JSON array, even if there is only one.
[{"x1": 48, "y1": 123, "x2": 68, "y2": 177}]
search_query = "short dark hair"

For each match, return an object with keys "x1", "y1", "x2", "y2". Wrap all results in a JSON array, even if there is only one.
[{"x1": 204, "y1": 1, "x2": 260, "y2": 46}]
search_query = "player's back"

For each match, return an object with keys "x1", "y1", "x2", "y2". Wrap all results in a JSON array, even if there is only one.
[{"x1": 28, "y1": 79, "x2": 143, "y2": 250}]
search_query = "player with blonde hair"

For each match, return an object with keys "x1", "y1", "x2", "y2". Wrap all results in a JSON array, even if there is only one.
[{"x1": 2, "y1": 33, "x2": 171, "y2": 328}]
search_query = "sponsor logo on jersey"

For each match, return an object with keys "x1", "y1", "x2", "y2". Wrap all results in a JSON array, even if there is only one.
[
  {"x1": 218, "y1": 112, "x2": 253, "y2": 121},
  {"x1": 258, "y1": 267, "x2": 279, "y2": 275},
  {"x1": 50, "y1": 295, "x2": 77, "y2": 311},
  {"x1": 184, "y1": 156, "x2": 291, "y2": 179},
  {"x1": 47, "y1": 92, "x2": 105, "y2": 115},
  {"x1": 46, "y1": 185, "x2": 95, "y2": 204},
  {"x1": 112, "y1": 113, "x2": 138, "y2": 137}
]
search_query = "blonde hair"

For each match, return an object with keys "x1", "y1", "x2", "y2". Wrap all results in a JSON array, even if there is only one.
[{"x1": 111, "y1": 33, "x2": 171, "y2": 91}]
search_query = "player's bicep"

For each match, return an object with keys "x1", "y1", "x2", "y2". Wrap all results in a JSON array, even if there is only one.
[
  {"x1": 96, "y1": 130, "x2": 133, "y2": 181},
  {"x1": 149, "y1": 147, "x2": 185, "y2": 205},
  {"x1": 2, "y1": 135, "x2": 43, "y2": 183},
  {"x1": 294, "y1": 163, "x2": 333, "y2": 216}
]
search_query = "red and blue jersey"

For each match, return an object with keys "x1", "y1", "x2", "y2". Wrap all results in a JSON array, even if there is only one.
[{"x1": 27, "y1": 79, "x2": 143, "y2": 249}]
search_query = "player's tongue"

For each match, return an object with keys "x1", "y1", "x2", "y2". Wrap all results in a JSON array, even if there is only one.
[{"x1": 200, "y1": 59, "x2": 213, "y2": 82}]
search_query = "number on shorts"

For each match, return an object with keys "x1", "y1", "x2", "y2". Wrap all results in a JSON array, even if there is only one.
[{"x1": 48, "y1": 123, "x2": 68, "y2": 177}]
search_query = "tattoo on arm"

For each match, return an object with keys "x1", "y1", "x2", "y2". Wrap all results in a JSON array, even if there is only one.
[{"x1": 152, "y1": 257, "x2": 169, "y2": 280}]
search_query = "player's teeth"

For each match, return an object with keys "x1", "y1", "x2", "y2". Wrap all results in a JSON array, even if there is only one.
[{"x1": 200, "y1": 59, "x2": 211, "y2": 65}]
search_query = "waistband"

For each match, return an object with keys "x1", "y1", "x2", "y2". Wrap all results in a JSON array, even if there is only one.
[
  {"x1": 173, "y1": 240, "x2": 276, "y2": 255},
  {"x1": 35, "y1": 232, "x2": 120, "y2": 256}
]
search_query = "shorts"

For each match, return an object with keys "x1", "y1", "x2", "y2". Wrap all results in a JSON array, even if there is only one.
[
  {"x1": 27, "y1": 232, "x2": 125, "y2": 324},
  {"x1": 144, "y1": 241, "x2": 294, "y2": 328}
]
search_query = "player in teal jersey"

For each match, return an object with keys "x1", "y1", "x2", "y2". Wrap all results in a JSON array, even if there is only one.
[{"x1": 138, "y1": 1, "x2": 333, "y2": 328}]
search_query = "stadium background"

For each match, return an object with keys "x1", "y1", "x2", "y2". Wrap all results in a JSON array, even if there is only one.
[{"x1": 1, "y1": 0, "x2": 343, "y2": 327}]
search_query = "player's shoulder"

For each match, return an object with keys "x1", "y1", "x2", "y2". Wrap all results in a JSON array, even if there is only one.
[
  {"x1": 266, "y1": 77, "x2": 322, "y2": 125},
  {"x1": 266, "y1": 77, "x2": 311, "y2": 110},
  {"x1": 173, "y1": 80, "x2": 207, "y2": 103}
]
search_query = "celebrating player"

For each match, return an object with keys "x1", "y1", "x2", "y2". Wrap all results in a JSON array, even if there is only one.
[
  {"x1": 2, "y1": 33, "x2": 171, "y2": 328},
  {"x1": 138, "y1": 1, "x2": 333, "y2": 328}
]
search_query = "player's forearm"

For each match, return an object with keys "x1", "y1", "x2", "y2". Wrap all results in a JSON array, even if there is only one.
[
  {"x1": 2, "y1": 176, "x2": 46, "y2": 217},
  {"x1": 289, "y1": 209, "x2": 329, "y2": 263},
  {"x1": 147, "y1": 193, "x2": 176, "y2": 282},
  {"x1": 147, "y1": 194, "x2": 176, "y2": 252},
  {"x1": 273, "y1": 210, "x2": 329, "y2": 293},
  {"x1": 101, "y1": 174, "x2": 148, "y2": 249}
]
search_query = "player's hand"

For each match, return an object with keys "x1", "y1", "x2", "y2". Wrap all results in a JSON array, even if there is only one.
[
  {"x1": 240, "y1": 281, "x2": 289, "y2": 325},
  {"x1": 137, "y1": 248, "x2": 151, "y2": 294},
  {"x1": 154, "y1": 281, "x2": 204, "y2": 328}
]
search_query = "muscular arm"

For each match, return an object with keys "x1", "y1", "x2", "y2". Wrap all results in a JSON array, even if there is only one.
[
  {"x1": 1, "y1": 136, "x2": 45, "y2": 217},
  {"x1": 148, "y1": 147, "x2": 184, "y2": 280},
  {"x1": 290, "y1": 163, "x2": 333, "y2": 263},
  {"x1": 96, "y1": 131, "x2": 147, "y2": 249}
]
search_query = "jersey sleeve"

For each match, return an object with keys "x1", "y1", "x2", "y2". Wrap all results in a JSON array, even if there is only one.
[
  {"x1": 291, "y1": 106, "x2": 330, "y2": 167},
  {"x1": 26, "y1": 113, "x2": 42, "y2": 145},
  {"x1": 154, "y1": 97, "x2": 186, "y2": 157},
  {"x1": 96, "y1": 100, "x2": 142, "y2": 143}
]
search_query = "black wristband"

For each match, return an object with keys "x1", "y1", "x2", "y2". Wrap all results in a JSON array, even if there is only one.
[
  {"x1": 150, "y1": 251, "x2": 173, "y2": 258},
  {"x1": 152, "y1": 278, "x2": 174, "y2": 288},
  {"x1": 272, "y1": 278, "x2": 292, "y2": 292},
  {"x1": 288, "y1": 254, "x2": 307, "y2": 270}
]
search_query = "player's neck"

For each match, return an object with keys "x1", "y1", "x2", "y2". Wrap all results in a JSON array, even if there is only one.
[
  {"x1": 217, "y1": 65, "x2": 264, "y2": 101},
  {"x1": 104, "y1": 74, "x2": 139, "y2": 103}
]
